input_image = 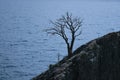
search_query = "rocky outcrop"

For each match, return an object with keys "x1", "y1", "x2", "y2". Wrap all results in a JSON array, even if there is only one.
[{"x1": 32, "y1": 31, "x2": 120, "y2": 80}]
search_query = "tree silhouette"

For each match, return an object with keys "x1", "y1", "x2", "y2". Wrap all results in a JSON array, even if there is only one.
[{"x1": 46, "y1": 12, "x2": 82, "y2": 57}]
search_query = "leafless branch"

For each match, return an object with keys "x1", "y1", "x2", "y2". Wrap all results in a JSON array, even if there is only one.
[{"x1": 45, "y1": 12, "x2": 83, "y2": 57}]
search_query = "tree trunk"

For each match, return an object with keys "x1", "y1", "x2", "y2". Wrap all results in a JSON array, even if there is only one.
[
  {"x1": 68, "y1": 32, "x2": 75, "y2": 57},
  {"x1": 68, "y1": 46, "x2": 73, "y2": 58}
]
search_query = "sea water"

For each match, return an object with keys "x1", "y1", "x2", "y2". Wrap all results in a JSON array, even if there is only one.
[{"x1": 0, "y1": 0, "x2": 120, "y2": 80}]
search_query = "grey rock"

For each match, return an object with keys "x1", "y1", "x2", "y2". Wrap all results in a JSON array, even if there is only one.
[{"x1": 33, "y1": 31, "x2": 120, "y2": 80}]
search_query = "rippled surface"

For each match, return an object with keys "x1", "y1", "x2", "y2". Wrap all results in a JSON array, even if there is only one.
[{"x1": 0, "y1": 0, "x2": 120, "y2": 80}]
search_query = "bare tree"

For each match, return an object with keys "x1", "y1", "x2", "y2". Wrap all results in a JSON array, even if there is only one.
[{"x1": 46, "y1": 12, "x2": 82, "y2": 57}]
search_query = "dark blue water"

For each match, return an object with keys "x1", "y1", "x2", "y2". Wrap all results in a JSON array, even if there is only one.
[{"x1": 0, "y1": 0, "x2": 120, "y2": 80}]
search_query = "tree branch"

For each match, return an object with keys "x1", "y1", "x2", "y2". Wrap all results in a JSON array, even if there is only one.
[{"x1": 45, "y1": 12, "x2": 82, "y2": 57}]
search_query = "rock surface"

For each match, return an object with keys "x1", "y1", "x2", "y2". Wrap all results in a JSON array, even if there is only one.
[{"x1": 32, "y1": 31, "x2": 120, "y2": 80}]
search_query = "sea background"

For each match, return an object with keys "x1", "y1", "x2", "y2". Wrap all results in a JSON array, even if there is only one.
[{"x1": 0, "y1": 0, "x2": 120, "y2": 80}]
